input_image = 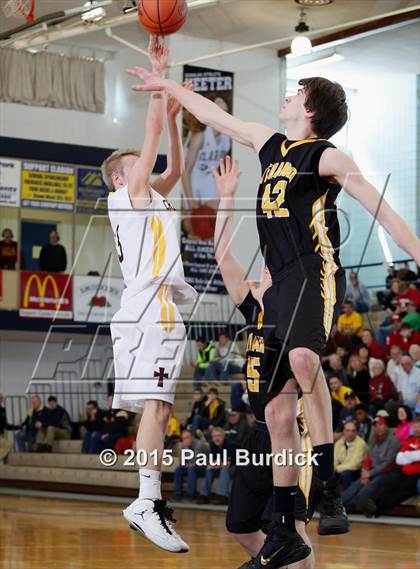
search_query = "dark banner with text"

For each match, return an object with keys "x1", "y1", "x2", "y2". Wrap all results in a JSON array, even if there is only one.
[{"x1": 180, "y1": 64, "x2": 234, "y2": 294}]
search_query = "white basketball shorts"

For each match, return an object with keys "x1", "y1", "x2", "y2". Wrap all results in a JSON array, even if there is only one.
[{"x1": 110, "y1": 285, "x2": 187, "y2": 412}]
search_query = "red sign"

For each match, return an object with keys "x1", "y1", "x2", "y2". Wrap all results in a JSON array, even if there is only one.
[{"x1": 19, "y1": 271, "x2": 73, "y2": 319}]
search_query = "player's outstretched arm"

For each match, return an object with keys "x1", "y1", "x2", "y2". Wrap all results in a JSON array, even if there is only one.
[
  {"x1": 127, "y1": 68, "x2": 275, "y2": 152},
  {"x1": 127, "y1": 36, "x2": 167, "y2": 207},
  {"x1": 213, "y1": 156, "x2": 249, "y2": 305},
  {"x1": 152, "y1": 81, "x2": 193, "y2": 197},
  {"x1": 320, "y1": 148, "x2": 420, "y2": 265}
]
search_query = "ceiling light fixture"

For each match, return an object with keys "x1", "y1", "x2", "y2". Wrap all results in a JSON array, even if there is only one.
[
  {"x1": 81, "y1": 0, "x2": 106, "y2": 23},
  {"x1": 122, "y1": 0, "x2": 137, "y2": 14},
  {"x1": 295, "y1": 0, "x2": 334, "y2": 6},
  {"x1": 291, "y1": 8, "x2": 312, "y2": 56}
]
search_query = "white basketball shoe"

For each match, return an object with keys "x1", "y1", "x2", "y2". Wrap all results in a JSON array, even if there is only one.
[{"x1": 123, "y1": 498, "x2": 189, "y2": 553}]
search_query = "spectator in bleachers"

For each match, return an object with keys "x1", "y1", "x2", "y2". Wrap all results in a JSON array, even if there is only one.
[
  {"x1": 356, "y1": 415, "x2": 420, "y2": 517},
  {"x1": 379, "y1": 277, "x2": 400, "y2": 312},
  {"x1": 230, "y1": 370, "x2": 248, "y2": 414},
  {"x1": 396, "y1": 280, "x2": 420, "y2": 313},
  {"x1": 347, "y1": 355, "x2": 370, "y2": 404},
  {"x1": 397, "y1": 262, "x2": 417, "y2": 285},
  {"x1": 35, "y1": 396, "x2": 72, "y2": 452},
  {"x1": 191, "y1": 338, "x2": 215, "y2": 387},
  {"x1": 391, "y1": 355, "x2": 420, "y2": 414},
  {"x1": 345, "y1": 272, "x2": 371, "y2": 314},
  {"x1": 337, "y1": 300, "x2": 364, "y2": 346},
  {"x1": 205, "y1": 331, "x2": 244, "y2": 383},
  {"x1": 386, "y1": 345, "x2": 403, "y2": 386},
  {"x1": 334, "y1": 392, "x2": 359, "y2": 440},
  {"x1": 329, "y1": 376, "x2": 359, "y2": 407},
  {"x1": 81, "y1": 400, "x2": 104, "y2": 454},
  {"x1": 173, "y1": 430, "x2": 208, "y2": 501},
  {"x1": 325, "y1": 354, "x2": 348, "y2": 385},
  {"x1": 342, "y1": 416, "x2": 400, "y2": 513},
  {"x1": 377, "y1": 313, "x2": 401, "y2": 348},
  {"x1": 322, "y1": 325, "x2": 351, "y2": 360},
  {"x1": 334, "y1": 420, "x2": 368, "y2": 488},
  {"x1": 394, "y1": 406, "x2": 413, "y2": 445},
  {"x1": 403, "y1": 301, "x2": 420, "y2": 332},
  {"x1": 182, "y1": 388, "x2": 208, "y2": 430},
  {"x1": 0, "y1": 394, "x2": 13, "y2": 461},
  {"x1": 165, "y1": 410, "x2": 181, "y2": 448},
  {"x1": 387, "y1": 323, "x2": 420, "y2": 353},
  {"x1": 368, "y1": 359, "x2": 396, "y2": 416},
  {"x1": 357, "y1": 345, "x2": 370, "y2": 367},
  {"x1": 355, "y1": 404, "x2": 373, "y2": 443},
  {"x1": 223, "y1": 410, "x2": 250, "y2": 446},
  {"x1": 409, "y1": 344, "x2": 420, "y2": 369},
  {"x1": 90, "y1": 395, "x2": 129, "y2": 453},
  {"x1": 190, "y1": 387, "x2": 226, "y2": 435},
  {"x1": 361, "y1": 329, "x2": 385, "y2": 361},
  {"x1": 376, "y1": 265, "x2": 396, "y2": 307},
  {"x1": 336, "y1": 344, "x2": 351, "y2": 369},
  {"x1": 39, "y1": 230, "x2": 67, "y2": 273},
  {"x1": 0, "y1": 228, "x2": 18, "y2": 270},
  {"x1": 15, "y1": 396, "x2": 46, "y2": 452},
  {"x1": 197, "y1": 427, "x2": 235, "y2": 505}
]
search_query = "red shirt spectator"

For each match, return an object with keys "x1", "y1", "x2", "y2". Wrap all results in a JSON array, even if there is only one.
[
  {"x1": 387, "y1": 323, "x2": 420, "y2": 353},
  {"x1": 0, "y1": 228, "x2": 18, "y2": 270},
  {"x1": 361, "y1": 329, "x2": 385, "y2": 361},
  {"x1": 397, "y1": 284, "x2": 420, "y2": 311},
  {"x1": 369, "y1": 360, "x2": 395, "y2": 403},
  {"x1": 397, "y1": 434, "x2": 420, "y2": 476}
]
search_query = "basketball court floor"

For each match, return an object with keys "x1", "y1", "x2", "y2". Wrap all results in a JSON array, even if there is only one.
[{"x1": 1, "y1": 495, "x2": 418, "y2": 569}]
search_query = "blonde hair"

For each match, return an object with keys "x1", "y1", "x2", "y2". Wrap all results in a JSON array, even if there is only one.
[{"x1": 101, "y1": 148, "x2": 141, "y2": 192}]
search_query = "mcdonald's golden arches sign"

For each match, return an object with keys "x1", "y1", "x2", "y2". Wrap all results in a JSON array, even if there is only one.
[{"x1": 19, "y1": 271, "x2": 73, "y2": 319}]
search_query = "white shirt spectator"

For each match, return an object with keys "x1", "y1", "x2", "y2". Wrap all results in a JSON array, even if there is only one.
[
  {"x1": 386, "y1": 359, "x2": 402, "y2": 387},
  {"x1": 396, "y1": 365, "x2": 420, "y2": 409}
]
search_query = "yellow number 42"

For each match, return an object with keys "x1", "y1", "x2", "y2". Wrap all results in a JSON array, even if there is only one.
[{"x1": 262, "y1": 180, "x2": 290, "y2": 219}]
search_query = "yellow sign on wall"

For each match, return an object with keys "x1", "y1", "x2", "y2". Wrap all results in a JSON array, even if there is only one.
[{"x1": 21, "y1": 161, "x2": 75, "y2": 211}]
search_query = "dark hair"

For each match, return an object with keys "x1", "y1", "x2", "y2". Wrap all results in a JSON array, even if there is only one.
[
  {"x1": 299, "y1": 77, "x2": 348, "y2": 139},
  {"x1": 397, "y1": 405, "x2": 413, "y2": 422},
  {"x1": 208, "y1": 387, "x2": 219, "y2": 396},
  {"x1": 344, "y1": 299, "x2": 353, "y2": 306},
  {"x1": 193, "y1": 388, "x2": 203, "y2": 394},
  {"x1": 87, "y1": 400, "x2": 98, "y2": 407},
  {"x1": 48, "y1": 396, "x2": 57, "y2": 403},
  {"x1": 196, "y1": 337, "x2": 206, "y2": 344},
  {"x1": 355, "y1": 403, "x2": 368, "y2": 413}
]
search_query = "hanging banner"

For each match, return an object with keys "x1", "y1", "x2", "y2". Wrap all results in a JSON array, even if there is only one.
[
  {"x1": 21, "y1": 161, "x2": 75, "y2": 211},
  {"x1": 76, "y1": 167, "x2": 108, "y2": 214},
  {"x1": 180, "y1": 64, "x2": 233, "y2": 294},
  {"x1": 19, "y1": 271, "x2": 73, "y2": 319},
  {"x1": 73, "y1": 275, "x2": 124, "y2": 323},
  {"x1": 0, "y1": 157, "x2": 21, "y2": 207}
]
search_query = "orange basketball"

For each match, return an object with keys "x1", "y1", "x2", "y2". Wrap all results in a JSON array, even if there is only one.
[
  {"x1": 190, "y1": 205, "x2": 216, "y2": 241},
  {"x1": 138, "y1": 0, "x2": 188, "y2": 35}
]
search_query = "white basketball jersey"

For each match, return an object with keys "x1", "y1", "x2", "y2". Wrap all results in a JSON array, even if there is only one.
[
  {"x1": 190, "y1": 127, "x2": 231, "y2": 200},
  {"x1": 108, "y1": 185, "x2": 197, "y2": 307}
]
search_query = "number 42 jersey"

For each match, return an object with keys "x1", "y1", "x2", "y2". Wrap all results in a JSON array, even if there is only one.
[{"x1": 256, "y1": 133, "x2": 343, "y2": 280}]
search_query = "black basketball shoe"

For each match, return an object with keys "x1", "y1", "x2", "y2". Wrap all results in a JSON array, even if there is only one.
[
  {"x1": 318, "y1": 476, "x2": 350, "y2": 535},
  {"x1": 237, "y1": 520, "x2": 311, "y2": 569}
]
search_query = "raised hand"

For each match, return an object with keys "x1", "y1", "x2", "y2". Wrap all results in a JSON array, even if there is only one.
[
  {"x1": 212, "y1": 155, "x2": 241, "y2": 199},
  {"x1": 147, "y1": 34, "x2": 169, "y2": 74},
  {"x1": 167, "y1": 80, "x2": 193, "y2": 116},
  {"x1": 126, "y1": 65, "x2": 167, "y2": 92}
]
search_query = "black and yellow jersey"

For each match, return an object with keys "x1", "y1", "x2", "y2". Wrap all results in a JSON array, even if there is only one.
[
  {"x1": 257, "y1": 133, "x2": 342, "y2": 280},
  {"x1": 237, "y1": 291, "x2": 297, "y2": 425}
]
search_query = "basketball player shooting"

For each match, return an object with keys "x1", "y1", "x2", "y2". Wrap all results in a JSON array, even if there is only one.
[
  {"x1": 126, "y1": 69, "x2": 420, "y2": 565},
  {"x1": 101, "y1": 35, "x2": 197, "y2": 554},
  {"x1": 213, "y1": 156, "x2": 316, "y2": 569}
]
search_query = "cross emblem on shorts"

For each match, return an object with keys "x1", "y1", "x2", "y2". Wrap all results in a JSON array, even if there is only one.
[{"x1": 154, "y1": 367, "x2": 168, "y2": 388}]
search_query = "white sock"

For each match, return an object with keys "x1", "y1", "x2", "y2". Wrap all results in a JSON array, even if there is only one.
[{"x1": 139, "y1": 468, "x2": 162, "y2": 501}]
